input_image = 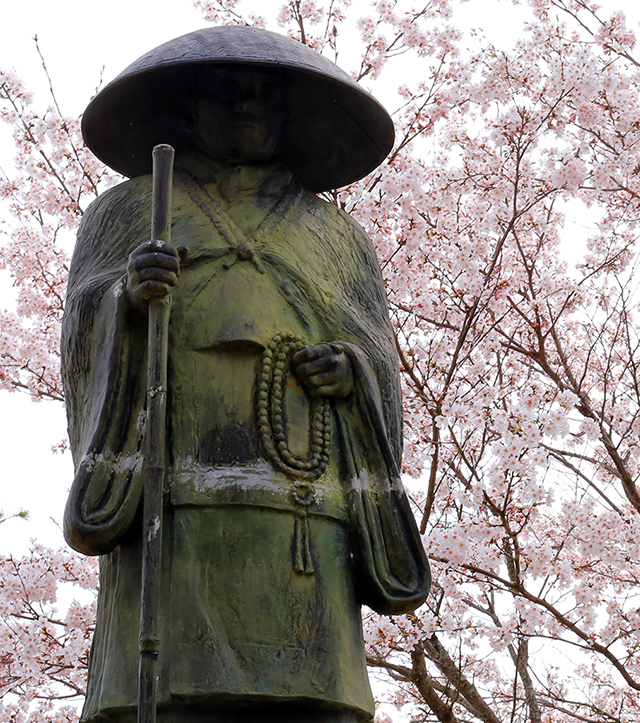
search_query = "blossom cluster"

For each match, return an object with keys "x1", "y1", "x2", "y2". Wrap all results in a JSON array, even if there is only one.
[
  {"x1": 0, "y1": 69, "x2": 115, "y2": 401},
  {"x1": 0, "y1": 544, "x2": 97, "y2": 723}
]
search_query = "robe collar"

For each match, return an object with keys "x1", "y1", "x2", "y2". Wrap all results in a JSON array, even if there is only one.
[{"x1": 175, "y1": 150, "x2": 293, "y2": 200}]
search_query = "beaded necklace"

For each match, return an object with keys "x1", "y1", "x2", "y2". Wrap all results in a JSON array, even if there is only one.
[{"x1": 258, "y1": 332, "x2": 333, "y2": 574}]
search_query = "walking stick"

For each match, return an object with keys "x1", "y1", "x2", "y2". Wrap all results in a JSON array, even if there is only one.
[{"x1": 138, "y1": 144, "x2": 175, "y2": 723}]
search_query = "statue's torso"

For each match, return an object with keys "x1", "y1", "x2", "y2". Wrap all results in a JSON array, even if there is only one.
[
  {"x1": 164, "y1": 174, "x2": 346, "y2": 520},
  {"x1": 79, "y1": 172, "x2": 375, "y2": 722}
]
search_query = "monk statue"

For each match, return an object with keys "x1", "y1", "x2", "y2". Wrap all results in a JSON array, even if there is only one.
[{"x1": 62, "y1": 26, "x2": 430, "y2": 723}]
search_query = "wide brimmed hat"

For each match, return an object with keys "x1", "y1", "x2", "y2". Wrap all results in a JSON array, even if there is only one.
[{"x1": 81, "y1": 26, "x2": 395, "y2": 191}]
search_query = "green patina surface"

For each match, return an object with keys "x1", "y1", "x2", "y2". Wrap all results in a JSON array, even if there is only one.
[{"x1": 62, "y1": 32, "x2": 430, "y2": 722}]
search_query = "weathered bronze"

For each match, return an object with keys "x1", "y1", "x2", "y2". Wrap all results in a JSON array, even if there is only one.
[
  {"x1": 62, "y1": 26, "x2": 430, "y2": 723},
  {"x1": 138, "y1": 144, "x2": 174, "y2": 723}
]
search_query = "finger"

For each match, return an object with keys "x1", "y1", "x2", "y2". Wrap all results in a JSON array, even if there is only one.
[
  {"x1": 132, "y1": 240, "x2": 180, "y2": 259},
  {"x1": 137, "y1": 268, "x2": 179, "y2": 286},
  {"x1": 292, "y1": 343, "x2": 334, "y2": 367},
  {"x1": 136, "y1": 280, "x2": 174, "y2": 300},
  {"x1": 312, "y1": 384, "x2": 342, "y2": 398},
  {"x1": 295, "y1": 356, "x2": 339, "y2": 379},
  {"x1": 134, "y1": 252, "x2": 181, "y2": 272},
  {"x1": 308, "y1": 369, "x2": 343, "y2": 387}
]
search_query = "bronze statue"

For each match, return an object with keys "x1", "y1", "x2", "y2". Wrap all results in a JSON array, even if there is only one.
[{"x1": 62, "y1": 26, "x2": 430, "y2": 723}]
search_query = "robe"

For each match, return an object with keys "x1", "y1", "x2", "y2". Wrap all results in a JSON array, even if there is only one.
[{"x1": 61, "y1": 164, "x2": 430, "y2": 722}]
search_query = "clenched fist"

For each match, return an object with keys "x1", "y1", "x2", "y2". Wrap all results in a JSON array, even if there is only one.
[
  {"x1": 292, "y1": 343, "x2": 353, "y2": 399},
  {"x1": 126, "y1": 240, "x2": 186, "y2": 311}
]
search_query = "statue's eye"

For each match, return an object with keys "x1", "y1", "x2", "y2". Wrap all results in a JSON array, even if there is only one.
[
  {"x1": 259, "y1": 82, "x2": 285, "y2": 107},
  {"x1": 209, "y1": 77, "x2": 242, "y2": 101}
]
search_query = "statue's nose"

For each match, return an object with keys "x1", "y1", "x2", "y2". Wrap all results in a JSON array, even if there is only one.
[{"x1": 236, "y1": 97, "x2": 262, "y2": 115}]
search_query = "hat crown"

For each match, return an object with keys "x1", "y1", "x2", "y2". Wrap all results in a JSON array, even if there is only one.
[{"x1": 117, "y1": 26, "x2": 354, "y2": 86}]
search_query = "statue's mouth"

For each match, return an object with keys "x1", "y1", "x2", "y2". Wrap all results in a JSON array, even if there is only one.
[{"x1": 236, "y1": 118, "x2": 261, "y2": 129}]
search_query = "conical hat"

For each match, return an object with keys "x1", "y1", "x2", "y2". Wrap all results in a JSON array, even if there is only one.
[{"x1": 81, "y1": 26, "x2": 395, "y2": 191}]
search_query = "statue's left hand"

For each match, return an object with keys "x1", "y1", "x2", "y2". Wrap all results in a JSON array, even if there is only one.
[{"x1": 292, "y1": 343, "x2": 353, "y2": 399}]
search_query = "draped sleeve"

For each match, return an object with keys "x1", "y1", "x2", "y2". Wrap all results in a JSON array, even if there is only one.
[
  {"x1": 61, "y1": 177, "x2": 153, "y2": 555},
  {"x1": 338, "y1": 345, "x2": 431, "y2": 614}
]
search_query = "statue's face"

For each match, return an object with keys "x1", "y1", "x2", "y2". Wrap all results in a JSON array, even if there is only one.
[{"x1": 194, "y1": 65, "x2": 287, "y2": 165}]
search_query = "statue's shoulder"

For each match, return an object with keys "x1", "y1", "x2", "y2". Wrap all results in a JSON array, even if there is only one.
[
  {"x1": 294, "y1": 190, "x2": 387, "y2": 302},
  {"x1": 69, "y1": 176, "x2": 154, "y2": 285},
  {"x1": 297, "y1": 190, "x2": 372, "y2": 251},
  {"x1": 81, "y1": 176, "x2": 153, "y2": 230}
]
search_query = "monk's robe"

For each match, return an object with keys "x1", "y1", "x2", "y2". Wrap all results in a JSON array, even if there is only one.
[{"x1": 61, "y1": 162, "x2": 430, "y2": 722}]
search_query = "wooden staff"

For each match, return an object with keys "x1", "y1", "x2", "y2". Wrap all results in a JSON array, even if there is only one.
[{"x1": 138, "y1": 144, "x2": 175, "y2": 723}]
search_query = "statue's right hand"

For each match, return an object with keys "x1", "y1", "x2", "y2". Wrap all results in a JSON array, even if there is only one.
[{"x1": 126, "y1": 240, "x2": 185, "y2": 311}]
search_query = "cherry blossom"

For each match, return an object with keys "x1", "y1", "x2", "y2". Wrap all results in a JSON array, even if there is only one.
[
  {"x1": 0, "y1": 541, "x2": 97, "y2": 722},
  {"x1": 6, "y1": 0, "x2": 640, "y2": 720}
]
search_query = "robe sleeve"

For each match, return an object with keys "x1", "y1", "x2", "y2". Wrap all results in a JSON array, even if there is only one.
[
  {"x1": 62, "y1": 179, "x2": 152, "y2": 555},
  {"x1": 337, "y1": 344, "x2": 431, "y2": 615}
]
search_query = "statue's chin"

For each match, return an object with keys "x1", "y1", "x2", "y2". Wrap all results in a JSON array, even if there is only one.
[{"x1": 195, "y1": 136, "x2": 281, "y2": 168}]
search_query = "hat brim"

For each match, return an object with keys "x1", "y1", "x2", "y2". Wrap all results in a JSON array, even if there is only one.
[{"x1": 81, "y1": 27, "x2": 395, "y2": 192}]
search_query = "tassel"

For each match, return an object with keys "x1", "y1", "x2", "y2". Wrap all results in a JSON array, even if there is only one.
[{"x1": 293, "y1": 510, "x2": 315, "y2": 575}]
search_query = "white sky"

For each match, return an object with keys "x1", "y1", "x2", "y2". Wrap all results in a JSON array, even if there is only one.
[
  {"x1": 1, "y1": 0, "x2": 640, "y2": 556},
  {"x1": 0, "y1": 0, "x2": 206, "y2": 116}
]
